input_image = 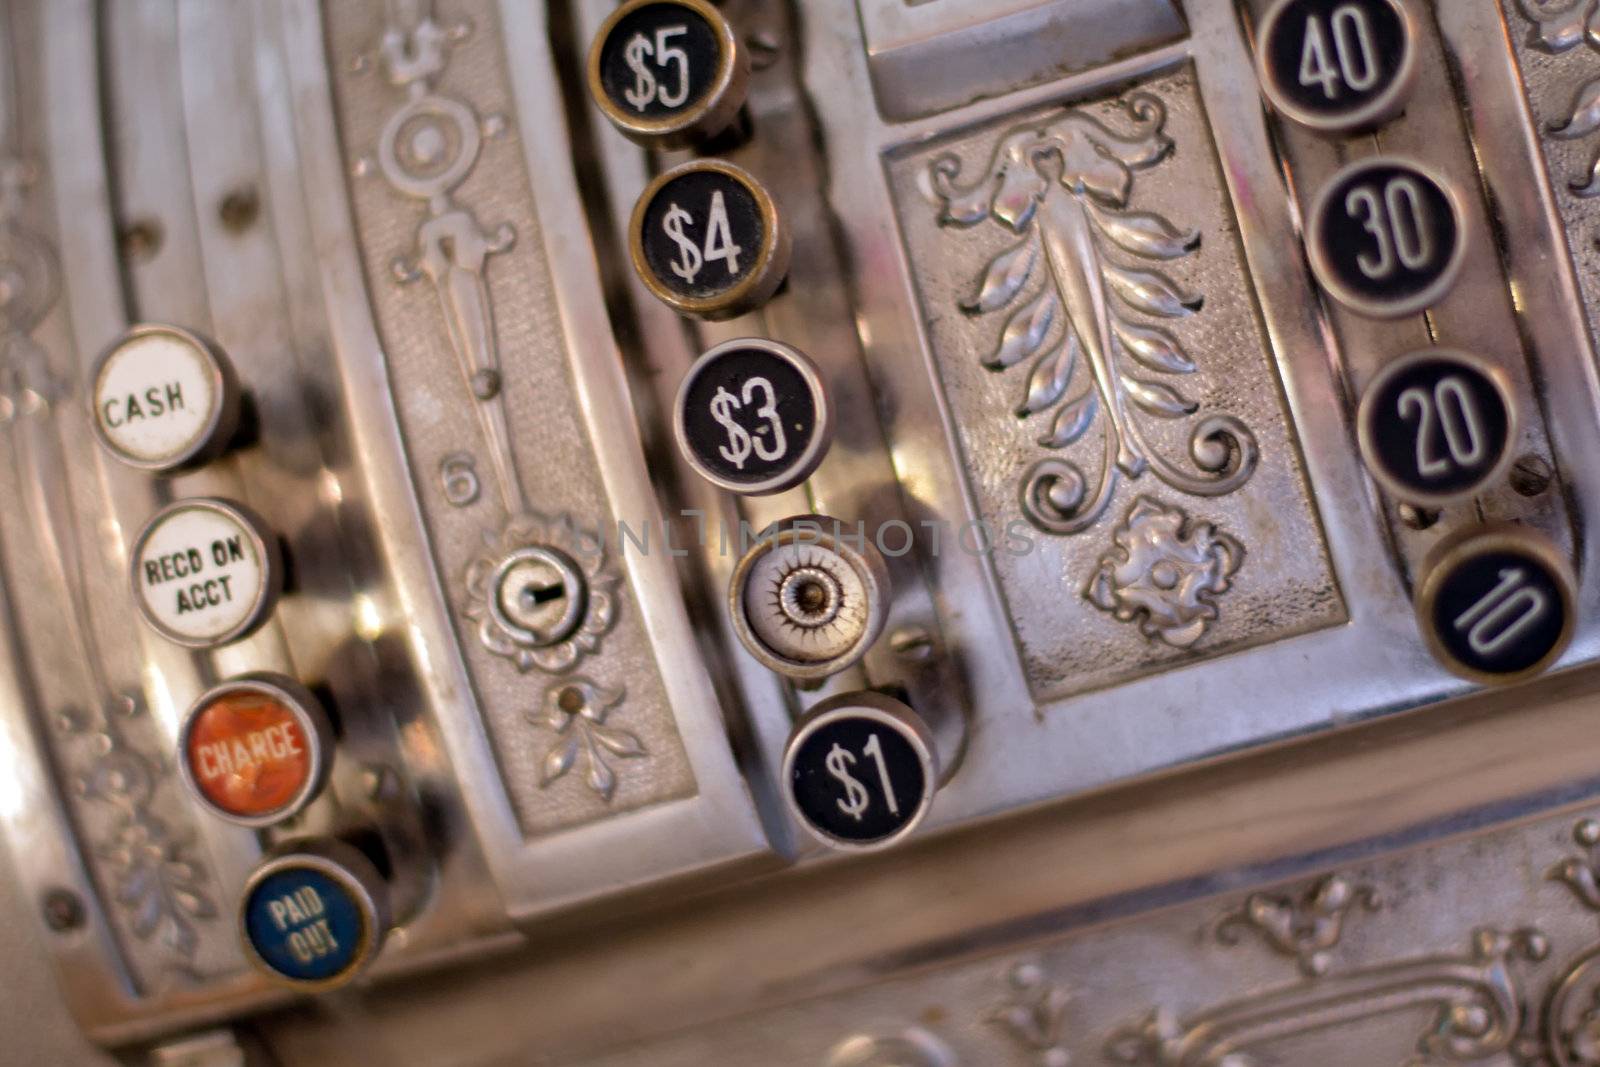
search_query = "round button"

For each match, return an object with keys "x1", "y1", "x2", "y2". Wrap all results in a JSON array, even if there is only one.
[
  {"x1": 729, "y1": 515, "x2": 890, "y2": 682},
  {"x1": 1415, "y1": 524, "x2": 1575, "y2": 685},
  {"x1": 1356, "y1": 349, "x2": 1516, "y2": 506},
  {"x1": 783, "y1": 691, "x2": 939, "y2": 851},
  {"x1": 90, "y1": 324, "x2": 241, "y2": 473},
  {"x1": 130, "y1": 497, "x2": 282, "y2": 648},
  {"x1": 674, "y1": 338, "x2": 832, "y2": 495},
  {"x1": 1256, "y1": 0, "x2": 1417, "y2": 134},
  {"x1": 178, "y1": 674, "x2": 333, "y2": 827},
  {"x1": 588, "y1": 0, "x2": 749, "y2": 147},
  {"x1": 1307, "y1": 157, "x2": 1465, "y2": 318},
  {"x1": 629, "y1": 159, "x2": 790, "y2": 320},
  {"x1": 239, "y1": 838, "x2": 391, "y2": 991}
]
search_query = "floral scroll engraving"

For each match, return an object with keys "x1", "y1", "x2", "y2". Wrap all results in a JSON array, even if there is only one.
[
  {"x1": 1213, "y1": 874, "x2": 1381, "y2": 978},
  {"x1": 1085, "y1": 497, "x2": 1241, "y2": 648},
  {"x1": 928, "y1": 93, "x2": 1258, "y2": 537},
  {"x1": 1521, "y1": 0, "x2": 1600, "y2": 196},
  {"x1": 534, "y1": 678, "x2": 644, "y2": 803},
  {"x1": 989, "y1": 960, "x2": 1073, "y2": 1067}
]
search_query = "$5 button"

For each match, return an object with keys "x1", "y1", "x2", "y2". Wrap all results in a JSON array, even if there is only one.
[
  {"x1": 675, "y1": 338, "x2": 832, "y2": 495},
  {"x1": 588, "y1": 0, "x2": 749, "y2": 148},
  {"x1": 629, "y1": 159, "x2": 790, "y2": 320},
  {"x1": 783, "y1": 691, "x2": 940, "y2": 851},
  {"x1": 1415, "y1": 524, "x2": 1575, "y2": 685}
]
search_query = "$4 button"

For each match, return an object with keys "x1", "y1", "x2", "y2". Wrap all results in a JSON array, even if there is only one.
[
  {"x1": 783, "y1": 691, "x2": 941, "y2": 851},
  {"x1": 675, "y1": 338, "x2": 832, "y2": 494},
  {"x1": 630, "y1": 159, "x2": 790, "y2": 320}
]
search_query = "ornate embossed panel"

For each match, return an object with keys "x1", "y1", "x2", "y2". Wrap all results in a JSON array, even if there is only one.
[
  {"x1": 886, "y1": 67, "x2": 1343, "y2": 701},
  {"x1": 322, "y1": 0, "x2": 695, "y2": 835}
]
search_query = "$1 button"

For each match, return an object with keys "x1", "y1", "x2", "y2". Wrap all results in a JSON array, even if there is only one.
[
  {"x1": 1256, "y1": 0, "x2": 1418, "y2": 135},
  {"x1": 179, "y1": 674, "x2": 333, "y2": 827},
  {"x1": 1307, "y1": 157, "x2": 1465, "y2": 319},
  {"x1": 130, "y1": 497, "x2": 282, "y2": 649},
  {"x1": 240, "y1": 839, "x2": 391, "y2": 991},
  {"x1": 629, "y1": 159, "x2": 790, "y2": 320},
  {"x1": 783, "y1": 691, "x2": 940, "y2": 851},
  {"x1": 90, "y1": 324, "x2": 241, "y2": 473},
  {"x1": 1356, "y1": 349, "x2": 1516, "y2": 506},
  {"x1": 1415, "y1": 524, "x2": 1575, "y2": 685},
  {"x1": 675, "y1": 338, "x2": 832, "y2": 495},
  {"x1": 588, "y1": 0, "x2": 749, "y2": 147}
]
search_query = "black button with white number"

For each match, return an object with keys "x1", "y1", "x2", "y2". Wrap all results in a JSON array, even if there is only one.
[
  {"x1": 783, "y1": 692, "x2": 939, "y2": 851},
  {"x1": 629, "y1": 159, "x2": 790, "y2": 320},
  {"x1": 1416, "y1": 525, "x2": 1575, "y2": 685},
  {"x1": 675, "y1": 339, "x2": 832, "y2": 495},
  {"x1": 1357, "y1": 349, "x2": 1515, "y2": 506},
  {"x1": 588, "y1": 0, "x2": 749, "y2": 147},
  {"x1": 1308, "y1": 157, "x2": 1465, "y2": 319},
  {"x1": 1256, "y1": 0, "x2": 1417, "y2": 134}
]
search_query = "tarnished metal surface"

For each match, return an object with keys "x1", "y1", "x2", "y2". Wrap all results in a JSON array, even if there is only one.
[{"x1": 5, "y1": 0, "x2": 1600, "y2": 1062}]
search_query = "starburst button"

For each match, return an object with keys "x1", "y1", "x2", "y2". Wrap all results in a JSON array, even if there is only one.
[
  {"x1": 587, "y1": 0, "x2": 749, "y2": 147},
  {"x1": 178, "y1": 674, "x2": 333, "y2": 827},
  {"x1": 629, "y1": 159, "x2": 790, "y2": 320}
]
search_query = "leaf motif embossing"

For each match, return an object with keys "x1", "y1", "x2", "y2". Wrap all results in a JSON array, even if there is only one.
[
  {"x1": 1105, "y1": 262, "x2": 1203, "y2": 317},
  {"x1": 987, "y1": 288, "x2": 1059, "y2": 369},
  {"x1": 963, "y1": 232, "x2": 1039, "y2": 314},
  {"x1": 1122, "y1": 375, "x2": 1196, "y2": 419},
  {"x1": 1114, "y1": 317, "x2": 1195, "y2": 375},
  {"x1": 1090, "y1": 201, "x2": 1200, "y2": 259},
  {"x1": 1041, "y1": 390, "x2": 1099, "y2": 448},
  {"x1": 1018, "y1": 338, "x2": 1077, "y2": 416}
]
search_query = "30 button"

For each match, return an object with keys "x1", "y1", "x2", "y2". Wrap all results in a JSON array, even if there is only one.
[
  {"x1": 674, "y1": 338, "x2": 832, "y2": 495},
  {"x1": 783, "y1": 691, "x2": 939, "y2": 851},
  {"x1": 90, "y1": 324, "x2": 240, "y2": 473},
  {"x1": 1356, "y1": 349, "x2": 1515, "y2": 506},
  {"x1": 1308, "y1": 157, "x2": 1465, "y2": 318},
  {"x1": 1256, "y1": 0, "x2": 1417, "y2": 135},
  {"x1": 239, "y1": 838, "x2": 390, "y2": 991},
  {"x1": 1415, "y1": 525, "x2": 1575, "y2": 685},
  {"x1": 588, "y1": 0, "x2": 749, "y2": 147},
  {"x1": 130, "y1": 497, "x2": 282, "y2": 649},
  {"x1": 179, "y1": 674, "x2": 333, "y2": 827},
  {"x1": 629, "y1": 159, "x2": 790, "y2": 320}
]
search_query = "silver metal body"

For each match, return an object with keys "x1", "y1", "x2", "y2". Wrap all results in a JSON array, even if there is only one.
[{"x1": 5, "y1": 0, "x2": 1600, "y2": 1062}]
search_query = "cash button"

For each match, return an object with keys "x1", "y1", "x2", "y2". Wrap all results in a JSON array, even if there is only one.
[
  {"x1": 130, "y1": 497, "x2": 283, "y2": 648},
  {"x1": 179, "y1": 674, "x2": 332, "y2": 826},
  {"x1": 240, "y1": 839, "x2": 391, "y2": 990},
  {"x1": 630, "y1": 159, "x2": 790, "y2": 320},
  {"x1": 90, "y1": 324, "x2": 240, "y2": 473}
]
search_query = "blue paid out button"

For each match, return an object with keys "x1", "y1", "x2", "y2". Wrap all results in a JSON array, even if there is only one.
[{"x1": 243, "y1": 863, "x2": 369, "y2": 984}]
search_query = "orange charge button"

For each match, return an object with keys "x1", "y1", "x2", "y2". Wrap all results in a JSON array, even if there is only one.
[{"x1": 180, "y1": 674, "x2": 332, "y2": 826}]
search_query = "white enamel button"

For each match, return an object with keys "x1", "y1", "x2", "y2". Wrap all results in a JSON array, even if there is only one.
[
  {"x1": 90, "y1": 324, "x2": 240, "y2": 472},
  {"x1": 131, "y1": 497, "x2": 282, "y2": 648}
]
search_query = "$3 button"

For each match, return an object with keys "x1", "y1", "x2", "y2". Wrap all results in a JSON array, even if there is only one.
[
  {"x1": 630, "y1": 159, "x2": 790, "y2": 320},
  {"x1": 783, "y1": 692, "x2": 940, "y2": 851},
  {"x1": 1308, "y1": 156, "x2": 1465, "y2": 318},
  {"x1": 1415, "y1": 525, "x2": 1575, "y2": 685},
  {"x1": 675, "y1": 338, "x2": 832, "y2": 494}
]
